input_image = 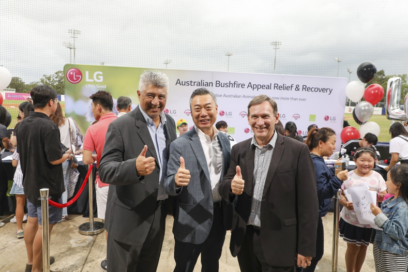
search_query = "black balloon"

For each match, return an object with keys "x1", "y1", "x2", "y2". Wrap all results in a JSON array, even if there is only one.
[
  {"x1": 5, "y1": 111, "x2": 11, "y2": 128},
  {"x1": 357, "y1": 62, "x2": 377, "y2": 83},
  {"x1": 352, "y1": 108, "x2": 364, "y2": 125}
]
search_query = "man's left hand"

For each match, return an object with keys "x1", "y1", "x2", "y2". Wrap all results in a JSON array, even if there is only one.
[{"x1": 297, "y1": 254, "x2": 312, "y2": 268}]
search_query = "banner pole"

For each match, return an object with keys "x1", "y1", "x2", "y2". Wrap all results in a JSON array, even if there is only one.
[
  {"x1": 79, "y1": 165, "x2": 104, "y2": 235},
  {"x1": 40, "y1": 188, "x2": 50, "y2": 272},
  {"x1": 332, "y1": 189, "x2": 342, "y2": 272}
]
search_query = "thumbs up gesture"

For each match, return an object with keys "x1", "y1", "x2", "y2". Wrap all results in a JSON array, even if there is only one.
[
  {"x1": 175, "y1": 157, "x2": 191, "y2": 187},
  {"x1": 231, "y1": 166, "x2": 245, "y2": 195},
  {"x1": 135, "y1": 145, "x2": 156, "y2": 176}
]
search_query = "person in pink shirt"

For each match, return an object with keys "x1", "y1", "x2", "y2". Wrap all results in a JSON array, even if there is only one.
[{"x1": 82, "y1": 90, "x2": 117, "y2": 271}]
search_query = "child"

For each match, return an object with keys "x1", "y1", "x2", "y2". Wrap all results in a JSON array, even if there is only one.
[
  {"x1": 371, "y1": 165, "x2": 408, "y2": 271},
  {"x1": 339, "y1": 147, "x2": 387, "y2": 272}
]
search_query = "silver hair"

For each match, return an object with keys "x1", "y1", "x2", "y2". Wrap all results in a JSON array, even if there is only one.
[
  {"x1": 138, "y1": 70, "x2": 169, "y2": 92},
  {"x1": 189, "y1": 88, "x2": 217, "y2": 104}
]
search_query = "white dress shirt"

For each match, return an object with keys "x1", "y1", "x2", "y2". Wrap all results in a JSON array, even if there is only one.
[{"x1": 195, "y1": 126, "x2": 223, "y2": 202}]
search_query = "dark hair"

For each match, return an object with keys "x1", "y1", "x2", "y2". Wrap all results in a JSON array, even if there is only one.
[
  {"x1": 308, "y1": 124, "x2": 318, "y2": 132},
  {"x1": 89, "y1": 91, "x2": 113, "y2": 111},
  {"x1": 364, "y1": 133, "x2": 378, "y2": 145},
  {"x1": 353, "y1": 147, "x2": 377, "y2": 161},
  {"x1": 0, "y1": 105, "x2": 7, "y2": 125},
  {"x1": 18, "y1": 101, "x2": 29, "y2": 112},
  {"x1": 189, "y1": 88, "x2": 217, "y2": 105},
  {"x1": 389, "y1": 165, "x2": 408, "y2": 203},
  {"x1": 275, "y1": 120, "x2": 285, "y2": 135},
  {"x1": 285, "y1": 121, "x2": 298, "y2": 139},
  {"x1": 215, "y1": 121, "x2": 227, "y2": 130},
  {"x1": 30, "y1": 85, "x2": 58, "y2": 109},
  {"x1": 23, "y1": 102, "x2": 34, "y2": 119},
  {"x1": 50, "y1": 103, "x2": 65, "y2": 127},
  {"x1": 389, "y1": 122, "x2": 408, "y2": 139},
  {"x1": 305, "y1": 127, "x2": 336, "y2": 151},
  {"x1": 247, "y1": 95, "x2": 278, "y2": 116},
  {"x1": 117, "y1": 96, "x2": 132, "y2": 110}
]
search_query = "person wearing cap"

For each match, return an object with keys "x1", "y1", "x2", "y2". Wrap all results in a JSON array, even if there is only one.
[{"x1": 177, "y1": 119, "x2": 188, "y2": 136}]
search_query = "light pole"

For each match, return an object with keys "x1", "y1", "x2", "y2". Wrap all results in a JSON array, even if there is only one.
[
  {"x1": 271, "y1": 41, "x2": 281, "y2": 73},
  {"x1": 335, "y1": 57, "x2": 341, "y2": 77},
  {"x1": 68, "y1": 29, "x2": 81, "y2": 63},
  {"x1": 347, "y1": 68, "x2": 352, "y2": 106},
  {"x1": 164, "y1": 59, "x2": 172, "y2": 69},
  {"x1": 63, "y1": 42, "x2": 74, "y2": 63},
  {"x1": 225, "y1": 52, "x2": 233, "y2": 72}
]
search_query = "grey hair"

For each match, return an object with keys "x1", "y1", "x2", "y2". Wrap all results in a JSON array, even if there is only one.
[
  {"x1": 138, "y1": 70, "x2": 169, "y2": 92},
  {"x1": 116, "y1": 96, "x2": 132, "y2": 110},
  {"x1": 189, "y1": 88, "x2": 217, "y2": 104}
]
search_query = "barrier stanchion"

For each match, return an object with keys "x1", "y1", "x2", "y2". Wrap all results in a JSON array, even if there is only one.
[
  {"x1": 78, "y1": 166, "x2": 105, "y2": 235},
  {"x1": 332, "y1": 189, "x2": 342, "y2": 272},
  {"x1": 40, "y1": 188, "x2": 50, "y2": 272}
]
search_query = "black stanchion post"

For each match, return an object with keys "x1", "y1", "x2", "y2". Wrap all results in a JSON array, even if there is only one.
[
  {"x1": 332, "y1": 189, "x2": 342, "y2": 272},
  {"x1": 78, "y1": 166, "x2": 104, "y2": 235},
  {"x1": 40, "y1": 188, "x2": 50, "y2": 272}
]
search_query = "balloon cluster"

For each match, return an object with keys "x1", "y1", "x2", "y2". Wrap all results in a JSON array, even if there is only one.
[{"x1": 342, "y1": 62, "x2": 382, "y2": 143}]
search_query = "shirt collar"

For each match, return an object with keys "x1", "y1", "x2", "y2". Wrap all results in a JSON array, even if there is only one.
[
  {"x1": 30, "y1": 111, "x2": 50, "y2": 119},
  {"x1": 139, "y1": 106, "x2": 167, "y2": 126},
  {"x1": 384, "y1": 196, "x2": 404, "y2": 208},
  {"x1": 195, "y1": 126, "x2": 219, "y2": 142},
  {"x1": 98, "y1": 112, "x2": 116, "y2": 121},
  {"x1": 251, "y1": 130, "x2": 278, "y2": 149}
]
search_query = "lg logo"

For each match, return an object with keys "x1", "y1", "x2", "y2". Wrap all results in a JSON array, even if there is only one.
[
  {"x1": 219, "y1": 111, "x2": 225, "y2": 116},
  {"x1": 184, "y1": 109, "x2": 191, "y2": 116},
  {"x1": 324, "y1": 116, "x2": 337, "y2": 122},
  {"x1": 219, "y1": 111, "x2": 232, "y2": 117},
  {"x1": 164, "y1": 109, "x2": 176, "y2": 115},
  {"x1": 66, "y1": 69, "x2": 103, "y2": 84},
  {"x1": 324, "y1": 116, "x2": 329, "y2": 121},
  {"x1": 163, "y1": 109, "x2": 169, "y2": 114},
  {"x1": 66, "y1": 68, "x2": 82, "y2": 84},
  {"x1": 244, "y1": 128, "x2": 250, "y2": 134}
]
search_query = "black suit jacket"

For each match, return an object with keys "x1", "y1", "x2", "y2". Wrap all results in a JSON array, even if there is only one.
[
  {"x1": 99, "y1": 107, "x2": 177, "y2": 244},
  {"x1": 219, "y1": 133, "x2": 319, "y2": 267}
]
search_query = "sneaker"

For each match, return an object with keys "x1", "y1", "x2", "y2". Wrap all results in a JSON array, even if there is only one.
[
  {"x1": 16, "y1": 229, "x2": 24, "y2": 239},
  {"x1": 58, "y1": 215, "x2": 68, "y2": 223},
  {"x1": 101, "y1": 259, "x2": 107, "y2": 270},
  {"x1": 0, "y1": 222, "x2": 4, "y2": 228},
  {"x1": 10, "y1": 214, "x2": 28, "y2": 223}
]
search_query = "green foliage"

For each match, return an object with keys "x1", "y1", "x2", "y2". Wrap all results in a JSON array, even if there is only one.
[
  {"x1": 8, "y1": 71, "x2": 65, "y2": 94},
  {"x1": 365, "y1": 70, "x2": 408, "y2": 103}
]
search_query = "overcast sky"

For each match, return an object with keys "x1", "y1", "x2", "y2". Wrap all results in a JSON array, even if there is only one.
[{"x1": 1, "y1": 0, "x2": 408, "y2": 83}]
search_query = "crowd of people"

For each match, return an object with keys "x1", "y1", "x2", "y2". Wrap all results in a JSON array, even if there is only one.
[{"x1": 0, "y1": 70, "x2": 408, "y2": 272}]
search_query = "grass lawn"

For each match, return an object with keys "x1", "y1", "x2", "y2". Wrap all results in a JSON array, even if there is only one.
[{"x1": 344, "y1": 113, "x2": 391, "y2": 143}]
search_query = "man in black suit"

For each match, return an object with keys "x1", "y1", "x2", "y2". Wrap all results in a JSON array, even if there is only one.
[
  {"x1": 99, "y1": 71, "x2": 177, "y2": 272},
  {"x1": 219, "y1": 95, "x2": 319, "y2": 272}
]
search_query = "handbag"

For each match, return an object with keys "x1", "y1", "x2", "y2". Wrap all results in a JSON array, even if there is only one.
[{"x1": 68, "y1": 118, "x2": 79, "y2": 169}]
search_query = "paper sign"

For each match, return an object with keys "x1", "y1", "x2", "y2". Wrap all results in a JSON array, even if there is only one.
[
  {"x1": 348, "y1": 184, "x2": 381, "y2": 230},
  {"x1": 344, "y1": 189, "x2": 353, "y2": 203}
]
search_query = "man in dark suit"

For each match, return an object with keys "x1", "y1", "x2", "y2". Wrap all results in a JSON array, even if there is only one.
[
  {"x1": 164, "y1": 88, "x2": 233, "y2": 272},
  {"x1": 99, "y1": 71, "x2": 177, "y2": 272},
  {"x1": 219, "y1": 95, "x2": 319, "y2": 272}
]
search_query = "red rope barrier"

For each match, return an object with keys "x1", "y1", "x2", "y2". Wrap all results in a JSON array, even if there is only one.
[{"x1": 49, "y1": 165, "x2": 94, "y2": 208}]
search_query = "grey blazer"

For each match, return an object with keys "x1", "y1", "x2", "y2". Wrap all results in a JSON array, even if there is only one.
[
  {"x1": 164, "y1": 128, "x2": 232, "y2": 244},
  {"x1": 99, "y1": 107, "x2": 177, "y2": 244}
]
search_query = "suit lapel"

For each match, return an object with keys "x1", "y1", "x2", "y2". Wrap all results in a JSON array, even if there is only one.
[
  {"x1": 262, "y1": 133, "x2": 284, "y2": 198},
  {"x1": 246, "y1": 141, "x2": 255, "y2": 195},
  {"x1": 189, "y1": 130, "x2": 211, "y2": 183},
  {"x1": 134, "y1": 108, "x2": 160, "y2": 169},
  {"x1": 217, "y1": 134, "x2": 229, "y2": 180}
]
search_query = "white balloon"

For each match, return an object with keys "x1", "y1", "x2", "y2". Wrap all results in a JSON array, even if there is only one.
[
  {"x1": 360, "y1": 121, "x2": 380, "y2": 137},
  {"x1": 0, "y1": 67, "x2": 12, "y2": 90},
  {"x1": 345, "y1": 81, "x2": 365, "y2": 103}
]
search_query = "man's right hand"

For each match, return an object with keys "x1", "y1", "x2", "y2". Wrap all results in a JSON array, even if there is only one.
[
  {"x1": 135, "y1": 145, "x2": 155, "y2": 176},
  {"x1": 231, "y1": 166, "x2": 245, "y2": 195},
  {"x1": 175, "y1": 157, "x2": 191, "y2": 187}
]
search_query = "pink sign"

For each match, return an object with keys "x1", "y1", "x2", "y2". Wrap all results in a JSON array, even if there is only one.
[{"x1": 5, "y1": 93, "x2": 31, "y2": 100}]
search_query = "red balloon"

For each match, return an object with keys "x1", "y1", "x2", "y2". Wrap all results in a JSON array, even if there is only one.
[
  {"x1": 364, "y1": 84, "x2": 384, "y2": 106},
  {"x1": 341, "y1": 126, "x2": 361, "y2": 143},
  {"x1": 0, "y1": 93, "x2": 3, "y2": 106}
]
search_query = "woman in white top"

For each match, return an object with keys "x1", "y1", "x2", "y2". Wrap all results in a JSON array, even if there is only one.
[
  {"x1": 50, "y1": 103, "x2": 77, "y2": 221},
  {"x1": 386, "y1": 122, "x2": 408, "y2": 171}
]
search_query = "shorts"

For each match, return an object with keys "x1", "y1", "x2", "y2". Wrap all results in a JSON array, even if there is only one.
[
  {"x1": 10, "y1": 182, "x2": 24, "y2": 195},
  {"x1": 96, "y1": 185, "x2": 109, "y2": 220},
  {"x1": 339, "y1": 218, "x2": 372, "y2": 246},
  {"x1": 27, "y1": 199, "x2": 62, "y2": 225}
]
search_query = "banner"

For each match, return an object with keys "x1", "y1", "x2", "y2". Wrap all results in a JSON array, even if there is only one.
[{"x1": 64, "y1": 64, "x2": 348, "y2": 148}]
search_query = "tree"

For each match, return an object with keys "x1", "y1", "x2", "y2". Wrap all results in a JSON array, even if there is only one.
[
  {"x1": 8, "y1": 77, "x2": 27, "y2": 93},
  {"x1": 365, "y1": 70, "x2": 408, "y2": 104},
  {"x1": 39, "y1": 70, "x2": 65, "y2": 94}
]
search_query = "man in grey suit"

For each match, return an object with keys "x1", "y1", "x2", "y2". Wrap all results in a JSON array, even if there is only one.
[
  {"x1": 164, "y1": 88, "x2": 233, "y2": 272},
  {"x1": 99, "y1": 71, "x2": 177, "y2": 272}
]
